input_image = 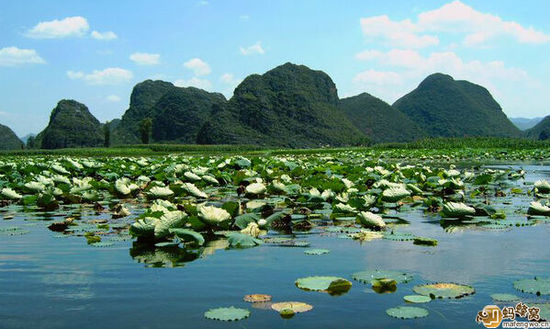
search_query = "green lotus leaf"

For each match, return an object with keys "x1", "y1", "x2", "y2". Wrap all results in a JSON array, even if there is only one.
[
  {"x1": 304, "y1": 249, "x2": 330, "y2": 255},
  {"x1": 181, "y1": 182, "x2": 208, "y2": 199},
  {"x1": 413, "y1": 283, "x2": 475, "y2": 299},
  {"x1": 271, "y1": 302, "x2": 313, "y2": 313},
  {"x1": 245, "y1": 182, "x2": 266, "y2": 195},
  {"x1": 154, "y1": 211, "x2": 187, "y2": 239},
  {"x1": 527, "y1": 201, "x2": 550, "y2": 216},
  {"x1": 356, "y1": 211, "x2": 386, "y2": 230},
  {"x1": 534, "y1": 180, "x2": 550, "y2": 193},
  {"x1": 352, "y1": 270, "x2": 413, "y2": 284},
  {"x1": 371, "y1": 278, "x2": 397, "y2": 294},
  {"x1": 169, "y1": 228, "x2": 205, "y2": 246},
  {"x1": 382, "y1": 187, "x2": 411, "y2": 202},
  {"x1": 490, "y1": 293, "x2": 520, "y2": 302},
  {"x1": 383, "y1": 231, "x2": 416, "y2": 241},
  {"x1": 234, "y1": 213, "x2": 260, "y2": 230},
  {"x1": 204, "y1": 307, "x2": 250, "y2": 321},
  {"x1": 295, "y1": 276, "x2": 352, "y2": 295},
  {"x1": 1, "y1": 188, "x2": 22, "y2": 200},
  {"x1": 148, "y1": 186, "x2": 174, "y2": 199},
  {"x1": 413, "y1": 237, "x2": 438, "y2": 246},
  {"x1": 404, "y1": 295, "x2": 432, "y2": 303},
  {"x1": 531, "y1": 303, "x2": 550, "y2": 321},
  {"x1": 441, "y1": 202, "x2": 475, "y2": 218},
  {"x1": 198, "y1": 205, "x2": 231, "y2": 226},
  {"x1": 513, "y1": 277, "x2": 550, "y2": 295},
  {"x1": 183, "y1": 171, "x2": 201, "y2": 182},
  {"x1": 226, "y1": 232, "x2": 263, "y2": 248},
  {"x1": 386, "y1": 306, "x2": 429, "y2": 319},
  {"x1": 129, "y1": 217, "x2": 158, "y2": 239}
]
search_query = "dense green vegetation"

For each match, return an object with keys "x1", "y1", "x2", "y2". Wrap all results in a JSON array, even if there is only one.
[
  {"x1": 34, "y1": 100, "x2": 104, "y2": 149},
  {"x1": 393, "y1": 73, "x2": 521, "y2": 138},
  {"x1": 526, "y1": 115, "x2": 550, "y2": 140},
  {"x1": 198, "y1": 63, "x2": 367, "y2": 147},
  {"x1": 339, "y1": 93, "x2": 425, "y2": 143},
  {"x1": 0, "y1": 123, "x2": 23, "y2": 150}
]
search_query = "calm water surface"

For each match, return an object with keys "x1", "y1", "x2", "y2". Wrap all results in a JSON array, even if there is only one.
[{"x1": 1, "y1": 164, "x2": 549, "y2": 329}]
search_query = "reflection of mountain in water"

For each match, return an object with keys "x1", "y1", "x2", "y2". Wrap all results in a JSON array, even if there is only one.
[
  {"x1": 129, "y1": 242, "x2": 201, "y2": 268},
  {"x1": 129, "y1": 238, "x2": 230, "y2": 268}
]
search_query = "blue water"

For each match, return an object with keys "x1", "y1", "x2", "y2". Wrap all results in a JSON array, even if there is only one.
[{"x1": 0, "y1": 165, "x2": 549, "y2": 329}]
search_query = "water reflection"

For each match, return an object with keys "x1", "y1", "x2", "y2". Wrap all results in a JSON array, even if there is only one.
[{"x1": 129, "y1": 242, "x2": 201, "y2": 268}]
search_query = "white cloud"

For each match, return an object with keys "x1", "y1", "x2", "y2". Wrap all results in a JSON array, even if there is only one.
[
  {"x1": 417, "y1": 1, "x2": 550, "y2": 45},
  {"x1": 130, "y1": 52, "x2": 160, "y2": 65},
  {"x1": 106, "y1": 95, "x2": 121, "y2": 102},
  {"x1": 351, "y1": 49, "x2": 533, "y2": 109},
  {"x1": 26, "y1": 16, "x2": 89, "y2": 39},
  {"x1": 359, "y1": 1, "x2": 550, "y2": 47},
  {"x1": 219, "y1": 73, "x2": 241, "y2": 85},
  {"x1": 360, "y1": 15, "x2": 439, "y2": 48},
  {"x1": 174, "y1": 77, "x2": 212, "y2": 90},
  {"x1": 0, "y1": 47, "x2": 46, "y2": 66},
  {"x1": 67, "y1": 67, "x2": 133, "y2": 85},
  {"x1": 240, "y1": 41, "x2": 265, "y2": 55},
  {"x1": 91, "y1": 30, "x2": 117, "y2": 41},
  {"x1": 183, "y1": 58, "x2": 211, "y2": 76}
]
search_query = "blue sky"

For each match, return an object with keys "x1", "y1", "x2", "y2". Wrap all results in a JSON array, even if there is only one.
[{"x1": 1, "y1": 0, "x2": 549, "y2": 137}]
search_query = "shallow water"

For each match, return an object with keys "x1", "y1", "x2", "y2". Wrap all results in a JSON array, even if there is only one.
[{"x1": 1, "y1": 164, "x2": 549, "y2": 329}]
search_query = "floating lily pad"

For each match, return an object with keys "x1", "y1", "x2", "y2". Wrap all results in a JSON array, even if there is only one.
[
  {"x1": 413, "y1": 283, "x2": 475, "y2": 299},
  {"x1": 352, "y1": 270, "x2": 413, "y2": 284},
  {"x1": 404, "y1": 295, "x2": 432, "y2": 303},
  {"x1": 295, "y1": 276, "x2": 352, "y2": 295},
  {"x1": 531, "y1": 303, "x2": 550, "y2": 321},
  {"x1": 271, "y1": 302, "x2": 313, "y2": 313},
  {"x1": 90, "y1": 241, "x2": 115, "y2": 248},
  {"x1": 490, "y1": 293, "x2": 521, "y2": 302},
  {"x1": 243, "y1": 294, "x2": 272, "y2": 303},
  {"x1": 386, "y1": 306, "x2": 429, "y2": 319},
  {"x1": 304, "y1": 249, "x2": 330, "y2": 255},
  {"x1": 204, "y1": 307, "x2": 250, "y2": 321},
  {"x1": 413, "y1": 237, "x2": 438, "y2": 246},
  {"x1": 383, "y1": 232, "x2": 416, "y2": 241},
  {"x1": 513, "y1": 277, "x2": 550, "y2": 295},
  {"x1": 0, "y1": 226, "x2": 29, "y2": 236}
]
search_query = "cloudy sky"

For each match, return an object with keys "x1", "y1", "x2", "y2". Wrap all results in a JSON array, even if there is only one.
[{"x1": 1, "y1": 0, "x2": 549, "y2": 136}]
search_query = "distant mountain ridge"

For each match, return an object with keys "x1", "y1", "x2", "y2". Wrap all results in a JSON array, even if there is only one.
[
  {"x1": 393, "y1": 73, "x2": 520, "y2": 138},
  {"x1": 339, "y1": 92, "x2": 426, "y2": 143},
  {"x1": 0, "y1": 124, "x2": 23, "y2": 150},
  {"x1": 526, "y1": 116, "x2": 550, "y2": 140},
  {"x1": 18, "y1": 63, "x2": 533, "y2": 149},
  {"x1": 510, "y1": 117, "x2": 544, "y2": 131},
  {"x1": 35, "y1": 100, "x2": 104, "y2": 149}
]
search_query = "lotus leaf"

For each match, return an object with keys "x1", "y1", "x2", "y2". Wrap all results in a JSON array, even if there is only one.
[
  {"x1": 386, "y1": 306, "x2": 429, "y2": 319},
  {"x1": 204, "y1": 307, "x2": 250, "y2": 321},
  {"x1": 352, "y1": 270, "x2": 413, "y2": 284},
  {"x1": 513, "y1": 277, "x2": 550, "y2": 295},
  {"x1": 413, "y1": 283, "x2": 475, "y2": 299}
]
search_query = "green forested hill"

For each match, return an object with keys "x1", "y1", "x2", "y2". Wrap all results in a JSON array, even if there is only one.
[
  {"x1": 35, "y1": 100, "x2": 104, "y2": 149},
  {"x1": 393, "y1": 73, "x2": 521, "y2": 138},
  {"x1": 526, "y1": 115, "x2": 550, "y2": 140},
  {"x1": 111, "y1": 80, "x2": 226, "y2": 144},
  {"x1": 339, "y1": 93, "x2": 426, "y2": 143},
  {"x1": 0, "y1": 124, "x2": 23, "y2": 150},
  {"x1": 197, "y1": 63, "x2": 367, "y2": 147}
]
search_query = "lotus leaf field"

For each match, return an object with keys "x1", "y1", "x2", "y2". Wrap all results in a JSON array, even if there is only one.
[{"x1": 1, "y1": 147, "x2": 550, "y2": 328}]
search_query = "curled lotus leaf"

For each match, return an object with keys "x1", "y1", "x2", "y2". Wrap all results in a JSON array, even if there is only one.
[
  {"x1": 441, "y1": 202, "x2": 475, "y2": 218},
  {"x1": 490, "y1": 293, "x2": 521, "y2": 302},
  {"x1": 356, "y1": 211, "x2": 386, "y2": 230},
  {"x1": 413, "y1": 283, "x2": 475, "y2": 299},
  {"x1": 527, "y1": 202, "x2": 550, "y2": 216},
  {"x1": 352, "y1": 270, "x2": 413, "y2": 284},
  {"x1": 386, "y1": 306, "x2": 429, "y2": 319},
  {"x1": 403, "y1": 295, "x2": 432, "y2": 303},
  {"x1": 243, "y1": 294, "x2": 272, "y2": 303},
  {"x1": 382, "y1": 187, "x2": 411, "y2": 202},
  {"x1": 513, "y1": 277, "x2": 550, "y2": 296},
  {"x1": 227, "y1": 232, "x2": 263, "y2": 248},
  {"x1": 204, "y1": 307, "x2": 250, "y2": 321},
  {"x1": 271, "y1": 302, "x2": 313, "y2": 313},
  {"x1": 295, "y1": 276, "x2": 352, "y2": 295}
]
